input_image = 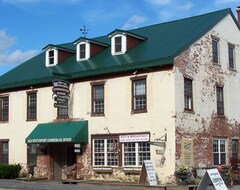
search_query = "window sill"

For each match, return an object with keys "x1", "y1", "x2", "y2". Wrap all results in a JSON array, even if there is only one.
[
  {"x1": 184, "y1": 110, "x2": 195, "y2": 114},
  {"x1": 213, "y1": 63, "x2": 221, "y2": 67},
  {"x1": 91, "y1": 113, "x2": 105, "y2": 117},
  {"x1": 123, "y1": 167, "x2": 141, "y2": 174},
  {"x1": 0, "y1": 120, "x2": 9, "y2": 124},
  {"x1": 131, "y1": 109, "x2": 147, "y2": 114},
  {"x1": 217, "y1": 114, "x2": 225, "y2": 118},
  {"x1": 26, "y1": 118, "x2": 37, "y2": 122},
  {"x1": 228, "y1": 68, "x2": 237, "y2": 72},
  {"x1": 93, "y1": 167, "x2": 113, "y2": 173},
  {"x1": 57, "y1": 116, "x2": 69, "y2": 119}
]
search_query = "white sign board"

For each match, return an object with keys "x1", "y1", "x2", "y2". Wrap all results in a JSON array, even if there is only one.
[
  {"x1": 197, "y1": 168, "x2": 227, "y2": 190},
  {"x1": 119, "y1": 134, "x2": 149, "y2": 142},
  {"x1": 141, "y1": 160, "x2": 157, "y2": 186}
]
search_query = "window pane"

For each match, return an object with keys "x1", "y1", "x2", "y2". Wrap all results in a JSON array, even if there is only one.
[
  {"x1": 107, "y1": 139, "x2": 118, "y2": 166},
  {"x1": 133, "y1": 80, "x2": 146, "y2": 110},
  {"x1": 94, "y1": 139, "x2": 105, "y2": 166},
  {"x1": 80, "y1": 44, "x2": 86, "y2": 59},
  {"x1": 1, "y1": 142, "x2": 8, "y2": 164},
  {"x1": 49, "y1": 50, "x2": 54, "y2": 65},
  {"x1": 213, "y1": 139, "x2": 226, "y2": 165},
  {"x1": 115, "y1": 36, "x2": 122, "y2": 52},
  {"x1": 93, "y1": 85, "x2": 104, "y2": 114},
  {"x1": 184, "y1": 79, "x2": 192, "y2": 110},
  {"x1": 138, "y1": 142, "x2": 150, "y2": 165},
  {"x1": 124, "y1": 143, "x2": 136, "y2": 166},
  {"x1": 28, "y1": 93, "x2": 37, "y2": 119},
  {"x1": 1, "y1": 97, "x2": 9, "y2": 121},
  {"x1": 27, "y1": 144, "x2": 37, "y2": 166},
  {"x1": 212, "y1": 39, "x2": 218, "y2": 63},
  {"x1": 216, "y1": 87, "x2": 224, "y2": 115},
  {"x1": 228, "y1": 46, "x2": 234, "y2": 69},
  {"x1": 58, "y1": 106, "x2": 68, "y2": 117}
]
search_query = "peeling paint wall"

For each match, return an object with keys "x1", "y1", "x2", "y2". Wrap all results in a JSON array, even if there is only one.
[{"x1": 174, "y1": 14, "x2": 240, "y2": 168}]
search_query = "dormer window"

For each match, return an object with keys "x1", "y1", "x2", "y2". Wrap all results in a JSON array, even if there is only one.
[
  {"x1": 45, "y1": 48, "x2": 58, "y2": 67},
  {"x1": 76, "y1": 42, "x2": 90, "y2": 61},
  {"x1": 115, "y1": 36, "x2": 122, "y2": 53},
  {"x1": 111, "y1": 34, "x2": 127, "y2": 55},
  {"x1": 80, "y1": 44, "x2": 86, "y2": 59}
]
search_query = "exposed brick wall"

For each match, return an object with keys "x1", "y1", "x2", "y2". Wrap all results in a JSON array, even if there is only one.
[{"x1": 174, "y1": 31, "x2": 240, "y2": 169}]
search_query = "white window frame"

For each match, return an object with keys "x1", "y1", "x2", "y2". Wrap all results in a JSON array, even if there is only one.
[
  {"x1": 122, "y1": 142, "x2": 150, "y2": 167},
  {"x1": 76, "y1": 42, "x2": 90, "y2": 61},
  {"x1": 213, "y1": 138, "x2": 227, "y2": 165},
  {"x1": 45, "y1": 48, "x2": 58, "y2": 67},
  {"x1": 111, "y1": 34, "x2": 127, "y2": 55},
  {"x1": 92, "y1": 138, "x2": 118, "y2": 167}
]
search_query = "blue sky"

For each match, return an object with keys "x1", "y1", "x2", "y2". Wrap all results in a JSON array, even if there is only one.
[{"x1": 0, "y1": 0, "x2": 239, "y2": 76}]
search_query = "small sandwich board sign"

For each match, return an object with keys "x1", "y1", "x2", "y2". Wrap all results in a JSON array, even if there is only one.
[
  {"x1": 197, "y1": 168, "x2": 227, "y2": 190},
  {"x1": 139, "y1": 160, "x2": 157, "y2": 186}
]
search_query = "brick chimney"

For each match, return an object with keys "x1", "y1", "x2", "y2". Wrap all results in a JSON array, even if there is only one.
[{"x1": 237, "y1": 6, "x2": 240, "y2": 24}]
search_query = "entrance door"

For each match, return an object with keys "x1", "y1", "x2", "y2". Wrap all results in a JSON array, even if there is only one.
[
  {"x1": 51, "y1": 144, "x2": 76, "y2": 180},
  {"x1": 52, "y1": 144, "x2": 64, "y2": 180}
]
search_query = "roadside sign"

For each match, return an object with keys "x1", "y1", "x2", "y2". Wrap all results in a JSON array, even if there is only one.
[
  {"x1": 139, "y1": 160, "x2": 157, "y2": 186},
  {"x1": 197, "y1": 168, "x2": 227, "y2": 190}
]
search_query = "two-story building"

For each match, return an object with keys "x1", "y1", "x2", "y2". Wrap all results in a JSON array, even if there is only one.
[{"x1": 0, "y1": 8, "x2": 240, "y2": 184}]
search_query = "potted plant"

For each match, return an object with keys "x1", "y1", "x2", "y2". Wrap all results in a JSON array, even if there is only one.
[{"x1": 176, "y1": 166, "x2": 188, "y2": 180}]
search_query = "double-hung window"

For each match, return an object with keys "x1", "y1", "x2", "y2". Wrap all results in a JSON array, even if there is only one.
[
  {"x1": 212, "y1": 38, "x2": 219, "y2": 64},
  {"x1": 0, "y1": 96, "x2": 9, "y2": 122},
  {"x1": 232, "y1": 139, "x2": 238, "y2": 160},
  {"x1": 115, "y1": 36, "x2": 122, "y2": 53},
  {"x1": 80, "y1": 44, "x2": 86, "y2": 59},
  {"x1": 57, "y1": 106, "x2": 68, "y2": 118},
  {"x1": 0, "y1": 141, "x2": 9, "y2": 164},
  {"x1": 93, "y1": 138, "x2": 118, "y2": 166},
  {"x1": 49, "y1": 50, "x2": 55, "y2": 65},
  {"x1": 213, "y1": 139, "x2": 226, "y2": 165},
  {"x1": 27, "y1": 92, "x2": 37, "y2": 120},
  {"x1": 228, "y1": 44, "x2": 235, "y2": 70},
  {"x1": 91, "y1": 82, "x2": 104, "y2": 116},
  {"x1": 123, "y1": 142, "x2": 150, "y2": 166},
  {"x1": 216, "y1": 86, "x2": 224, "y2": 116},
  {"x1": 131, "y1": 76, "x2": 147, "y2": 113},
  {"x1": 184, "y1": 78, "x2": 193, "y2": 111}
]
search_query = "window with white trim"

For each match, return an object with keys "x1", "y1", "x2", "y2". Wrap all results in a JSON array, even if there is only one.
[
  {"x1": 184, "y1": 78, "x2": 193, "y2": 111},
  {"x1": 213, "y1": 138, "x2": 226, "y2": 165},
  {"x1": 76, "y1": 42, "x2": 90, "y2": 61},
  {"x1": 111, "y1": 34, "x2": 127, "y2": 55},
  {"x1": 93, "y1": 138, "x2": 118, "y2": 166},
  {"x1": 0, "y1": 96, "x2": 9, "y2": 122},
  {"x1": 123, "y1": 142, "x2": 150, "y2": 166},
  {"x1": 45, "y1": 48, "x2": 58, "y2": 67}
]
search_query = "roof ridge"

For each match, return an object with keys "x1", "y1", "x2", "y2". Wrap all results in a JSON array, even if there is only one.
[{"x1": 129, "y1": 8, "x2": 231, "y2": 32}]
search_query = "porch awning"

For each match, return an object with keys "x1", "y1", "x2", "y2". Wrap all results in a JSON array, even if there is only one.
[{"x1": 25, "y1": 121, "x2": 88, "y2": 144}]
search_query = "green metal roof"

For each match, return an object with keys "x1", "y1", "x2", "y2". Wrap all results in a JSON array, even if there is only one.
[
  {"x1": 25, "y1": 120, "x2": 88, "y2": 144},
  {"x1": 0, "y1": 8, "x2": 238, "y2": 91}
]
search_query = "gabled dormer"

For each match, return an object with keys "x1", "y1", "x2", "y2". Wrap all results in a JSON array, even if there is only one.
[
  {"x1": 43, "y1": 44, "x2": 75, "y2": 67},
  {"x1": 108, "y1": 29, "x2": 146, "y2": 56},
  {"x1": 74, "y1": 37, "x2": 109, "y2": 62}
]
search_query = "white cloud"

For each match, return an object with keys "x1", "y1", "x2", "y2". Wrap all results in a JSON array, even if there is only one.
[
  {"x1": 0, "y1": 29, "x2": 38, "y2": 66},
  {"x1": 122, "y1": 15, "x2": 148, "y2": 30},
  {"x1": 145, "y1": 0, "x2": 171, "y2": 6},
  {"x1": 215, "y1": 0, "x2": 239, "y2": 4},
  {"x1": 178, "y1": 2, "x2": 194, "y2": 11}
]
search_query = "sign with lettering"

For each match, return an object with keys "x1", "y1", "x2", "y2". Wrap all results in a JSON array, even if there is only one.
[
  {"x1": 197, "y1": 168, "x2": 227, "y2": 190},
  {"x1": 52, "y1": 80, "x2": 70, "y2": 108},
  {"x1": 27, "y1": 137, "x2": 72, "y2": 143},
  {"x1": 119, "y1": 134, "x2": 149, "y2": 143},
  {"x1": 139, "y1": 160, "x2": 157, "y2": 186},
  {"x1": 181, "y1": 139, "x2": 194, "y2": 167}
]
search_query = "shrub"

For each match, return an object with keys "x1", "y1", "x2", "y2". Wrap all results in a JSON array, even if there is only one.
[{"x1": 0, "y1": 164, "x2": 22, "y2": 179}]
